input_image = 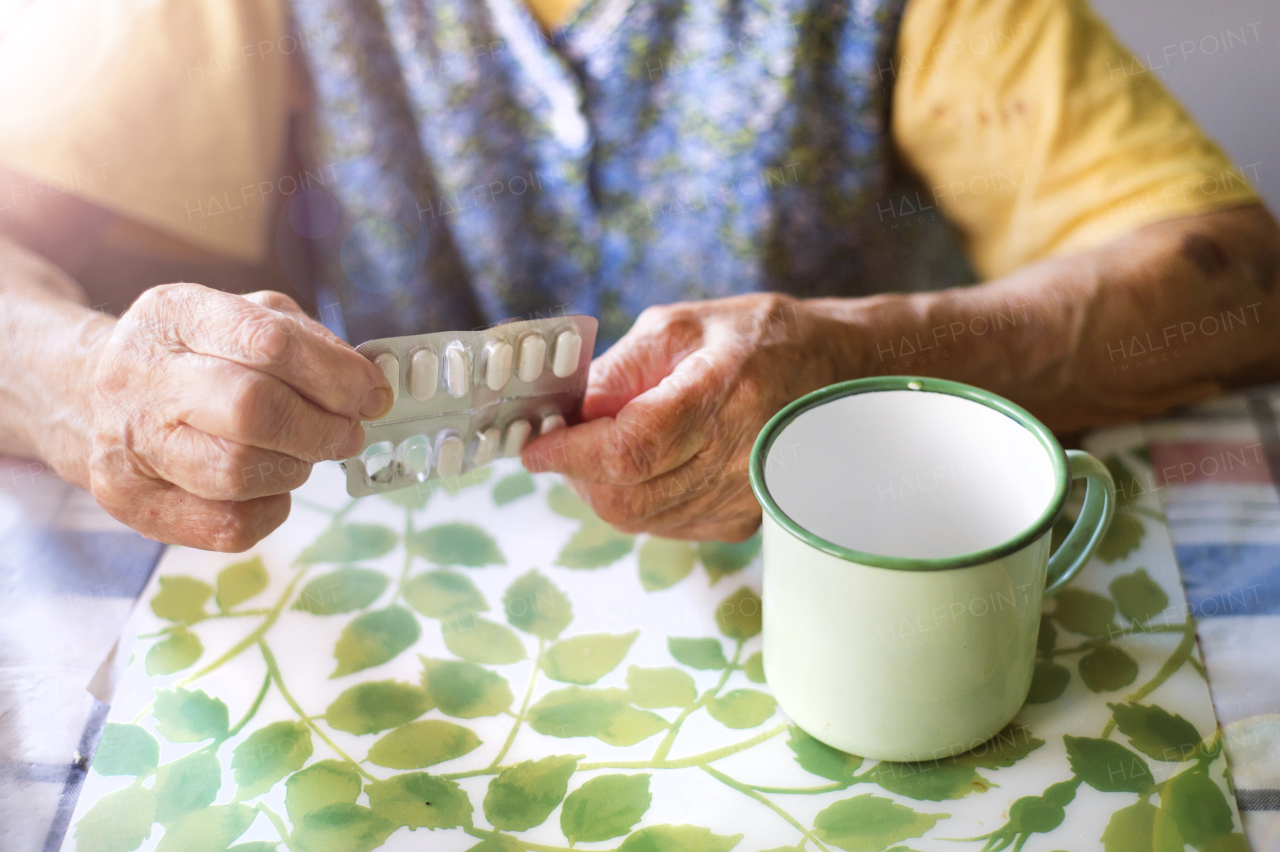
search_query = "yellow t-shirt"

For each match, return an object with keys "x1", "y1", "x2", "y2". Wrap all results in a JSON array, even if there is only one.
[
  {"x1": 0, "y1": 0, "x2": 293, "y2": 264},
  {"x1": 891, "y1": 0, "x2": 1259, "y2": 278},
  {"x1": 0, "y1": 0, "x2": 1260, "y2": 288}
]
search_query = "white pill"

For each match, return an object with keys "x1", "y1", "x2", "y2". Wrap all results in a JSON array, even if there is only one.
[
  {"x1": 540, "y1": 413, "x2": 566, "y2": 435},
  {"x1": 408, "y1": 349, "x2": 438, "y2": 400},
  {"x1": 552, "y1": 328, "x2": 582, "y2": 378},
  {"x1": 397, "y1": 434, "x2": 432, "y2": 480},
  {"x1": 363, "y1": 440, "x2": 396, "y2": 483},
  {"x1": 444, "y1": 342, "x2": 470, "y2": 397},
  {"x1": 502, "y1": 419, "x2": 532, "y2": 457},
  {"x1": 483, "y1": 340, "x2": 514, "y2": 391},
  {"x1": 435, "y1": 432, "x2": 464, "y2": 478},
  {"x1": 472, "y1": 426, "x2": 501, "y2": 467},
  {"x1": 374, "y1": 353, "x2": 399, "y2": 409},
  {"x1": 516, "y1": 334, "x2": 546, "y2": 382}
]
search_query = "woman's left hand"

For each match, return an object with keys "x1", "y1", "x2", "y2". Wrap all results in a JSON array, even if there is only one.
[{"x1": 522, "y1": 293, "x2": 849, "y2": 540}]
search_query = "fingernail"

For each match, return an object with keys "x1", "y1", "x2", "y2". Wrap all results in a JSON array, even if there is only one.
[
  {"x1": 339, "y1": 425, "x2": 365, "y2": 458},
  {"x1": 360, "y1": 387, "x2": 393, "y2": 420}
]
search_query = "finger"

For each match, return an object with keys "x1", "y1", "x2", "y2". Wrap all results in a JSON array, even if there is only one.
[
  {"x1": 637, "y1": 514, "x2": 762, "y2": 543},
  {"x1": 93, "y1": 472, "x2": 291, "y2": 552},
  {"x1": 242, "y1": 289, "x2": 309, "y2": 315},
  {"x1": 147, "y1": 424, "x2": 315, "y2": 501},
  {"x1": 141, "y1": 284, "x2": 392, "y2": 420},
  {"x1": 242, "y1": 290, "x2": 348, "y2": 348},
  {"x1": 174, "y1": 354, "x2": 364, "y2": 461},
  {"x1": 156, "y1": 490, "x2": 292, "y2": 552},
  {"x1": 574, "y1": 452, "x2": 751, "y2": 530},
  {"x1": 581, "y1": 314, "x2": 704, "y2": 420},
  {"x1": 581, "y1": 342, "x2": 671, "y2": 421},
  {"x1": 524, "y1": 350, "x2": 720, "y2": 485},
  {"x1": 587, "y1": 473, "x2": 761, "y2": 541}
]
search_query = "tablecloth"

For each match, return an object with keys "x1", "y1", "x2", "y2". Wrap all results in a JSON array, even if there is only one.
[
  {"x1": 48, "y1": 421, "x2": 1256, "y2": 852},
  {"x1": 1143, "y1": 386, "x2": 1280, "y2": 850}
]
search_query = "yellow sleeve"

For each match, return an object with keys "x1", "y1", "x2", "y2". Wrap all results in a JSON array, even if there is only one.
[
  {"x1": 891, "y1": 0, "x2": 1262, "y2": 280},
  {"x1": 0, "y1": 0, "x2": 292, "y2": 263}
]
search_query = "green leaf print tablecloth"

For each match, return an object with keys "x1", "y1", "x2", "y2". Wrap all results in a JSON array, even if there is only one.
[{"x1": 63, "y1": 425, "x2": 1247, "y2": 852}]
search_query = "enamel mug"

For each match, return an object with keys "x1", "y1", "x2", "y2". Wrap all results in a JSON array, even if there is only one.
[{"x1": 749, "y1": 376, "x2": 1115, "y2": 762}]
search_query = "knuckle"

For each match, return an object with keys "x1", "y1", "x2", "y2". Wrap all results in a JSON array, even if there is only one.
[
  {"x1": 212, "y1": 497, "x2": 289, "y2": 551},
  {"x1": 212, "y1": 449, "x2": 257, "y2": 499},
  {"x1": 756, "y1": 291, "x2": 794, "y2": 314},
  {"x1": 648, "y1": 306, "x2": 698, "y2": 336},
  {"x1": 589, "y1": 490, "x2": 633, "y2": 526},
  {"x1": 226, "y1": 371, "x2": 278, "y2": 440},
  {"x1": 754, "y1": 294, "x2": 796, "y2": 331},
  {"x1": 664, "y1": 314, "x2": 702, "y2": 339},
  {"x1": 639, "y1": 310, "x2": 703, "y2": 360},
  {"x1": 208, "y1": 516, "x2": 260, "y2": 552},
  {"x1": 133, "y1": 282, "x2": 181, "y2": 313},
  {"x1": 602, "y1": 436, "x2": 649, "y2": 484},
  {"x1": 236, "y1": 314, "x2": 293, "y2": 367},
  {"x1": 599, "y1": 452, "x2": 635, "y2": 485},
  {"x1": 279, "y1": 457, "x2": 313, "y2": 488},
  {"x1": 250, "y1": 290, "x2": 301, "y2": 312},
  {"x1": 87, "y1": 471, "x2": 125, "y2": 515},
  {"x1": 633, "y1": 304, "x2": 679, "y2": 334},
  {"x1": 634, "y1": 304, "x2": 671, "y2": 327},
  {"x1": 132, "y1": 282, "x2": 204, "y2": 330},
  {"x1": 316, "y1": 418, "x2": 356, "y2": 461},
  {"x1": 119, "y1": 286, "x2": 173, "y2": 338}
]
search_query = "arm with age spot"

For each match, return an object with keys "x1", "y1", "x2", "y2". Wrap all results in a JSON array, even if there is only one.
[
  {"x1": 523, "y1": 205, "x2": 1280, "y2": 540},
  {"x1": 0, "y1": 234, "x2": 395, "y2": 551},
  {"x1": 829, "y1": 205, "x2": 1280, "y2": 431}
]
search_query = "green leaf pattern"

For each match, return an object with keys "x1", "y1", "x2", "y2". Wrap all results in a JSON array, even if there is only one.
[
  {"x1": 483, "y1": 755, "x2": 579, "y2": 830},
  {"x1": 561, "y1": 773, "x2": 653, "y2": 842},
  {"x1": 92, "y1": 724, "x2": 160, "y2": 777},
  {"x1": 294, "y1": 568, "x2": 388, "y2": 615},
  {"x1": 73, "y1": 442, "x2": 1242, "y2": 852},
  {"x1": 285, "y1": 760, "x2": 362, "y2": 824},
  {"x1": 365, "y1": 719, "x2": 481, "y2": 769}
]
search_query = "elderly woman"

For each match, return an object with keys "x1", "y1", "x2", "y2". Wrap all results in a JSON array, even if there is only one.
[{"x1": 0, "y1": 0, "x2": 1276, "y2": 550}]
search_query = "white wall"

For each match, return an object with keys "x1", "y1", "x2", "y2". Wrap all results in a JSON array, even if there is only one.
[{"x1": 1090, "y1": 0, "x2": 1279, "y2": 216}]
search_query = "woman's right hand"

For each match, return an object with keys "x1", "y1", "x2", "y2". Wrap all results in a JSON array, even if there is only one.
[{"x1": 88, "y1": 283, "x2": 393, "y2": 551}]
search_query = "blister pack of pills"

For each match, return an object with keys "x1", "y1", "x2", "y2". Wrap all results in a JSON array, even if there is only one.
[{"x1": 341, "y1": 316, "x2": 597, "y2": 497}]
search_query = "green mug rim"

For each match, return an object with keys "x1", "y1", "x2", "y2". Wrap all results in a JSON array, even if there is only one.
[{"x1": 748, "y1": 376, "x2": 1070, "y2": 571}]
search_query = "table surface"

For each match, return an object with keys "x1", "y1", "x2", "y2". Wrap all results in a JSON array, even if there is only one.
[{"x1": 1, "y1": 387, "x2": 1278, "y2": 852}]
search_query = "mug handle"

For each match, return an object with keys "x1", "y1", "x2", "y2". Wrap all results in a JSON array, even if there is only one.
[{"x1": 1044, "y1": 450, "x2": 1117, "y2": 597}]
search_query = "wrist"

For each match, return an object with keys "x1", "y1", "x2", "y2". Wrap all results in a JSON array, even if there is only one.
[
  {"x1": 799, "y1": 292, "x2": 930, "y2": 382},
  {"x1": 8, "y1": 294, "x2": 116, "y2": 490}
]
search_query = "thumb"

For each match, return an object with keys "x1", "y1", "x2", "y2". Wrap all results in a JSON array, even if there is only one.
[{"x1": 582, "y1": 326, "x2": 702, "y2": 420}]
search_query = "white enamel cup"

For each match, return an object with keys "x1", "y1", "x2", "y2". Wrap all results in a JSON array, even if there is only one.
[{"x1": 748, "y1": 376, "x2": 1115, "y2": 761}]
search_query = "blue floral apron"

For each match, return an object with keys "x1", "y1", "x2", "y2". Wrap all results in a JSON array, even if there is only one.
[{"x1": 282, "y1": 0, "x2": 973, "y2": 347}]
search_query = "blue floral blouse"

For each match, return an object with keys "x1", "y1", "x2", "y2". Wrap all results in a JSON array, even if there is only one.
[{"x1": 284, "y1": 0, "x2": 972, "y2": 347}]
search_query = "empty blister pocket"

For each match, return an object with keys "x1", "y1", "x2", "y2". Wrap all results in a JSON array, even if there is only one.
[{"x1": 341, "y1": 315, "x2": 597, "y2": 497}]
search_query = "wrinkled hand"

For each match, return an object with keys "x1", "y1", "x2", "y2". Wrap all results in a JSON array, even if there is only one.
[
  {"x1": 522, "y1": 294, "x2": 845, "y2": 540},
  {"x1": 89, "y1": 284, "x2": 392, "y2": 551}
]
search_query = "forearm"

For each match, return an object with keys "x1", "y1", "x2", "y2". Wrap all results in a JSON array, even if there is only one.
[
  {"x1": 0, "y1": 235, "x2": 114, "y2": 487},
  {"x1": 813, "y1": 205, "x2": 1280, "y2": 432}
]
